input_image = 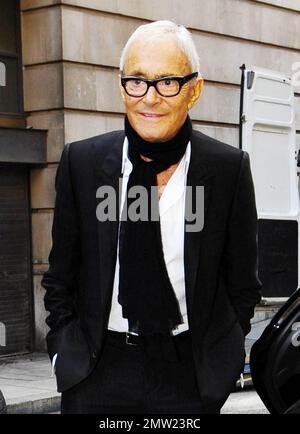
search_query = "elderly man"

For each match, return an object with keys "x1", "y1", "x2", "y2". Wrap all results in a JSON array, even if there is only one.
[{"x1": 42, "y1": 20, "x2": 261, "y2": 414}]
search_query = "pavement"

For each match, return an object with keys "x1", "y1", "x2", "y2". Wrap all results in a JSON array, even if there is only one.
[
  {"x1": 0, "y1": 353, "x2": 60, "y2": 414},
  {"x1": 222, "y1": 389, "x2": 269, "y2": 414},
  {"x1": 0, "y1": 351, "x2": 269, "y2": 414}
]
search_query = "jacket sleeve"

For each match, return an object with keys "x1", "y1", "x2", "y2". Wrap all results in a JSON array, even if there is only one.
[
  {"x1": 42, "y1": 143, "x2": 80, "y2": 358},
  {"x1": 224, "y1": 151, "x2": 262, "y2": 336}
]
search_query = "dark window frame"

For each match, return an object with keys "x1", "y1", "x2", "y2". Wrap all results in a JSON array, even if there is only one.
[{"x1": 0, "y1": 0, "x2": 25, "y2": 118}]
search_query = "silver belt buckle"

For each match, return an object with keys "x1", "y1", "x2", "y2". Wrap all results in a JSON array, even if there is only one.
[{"x1": 126, "y1": 332, "x2": 138, "y2": 346}]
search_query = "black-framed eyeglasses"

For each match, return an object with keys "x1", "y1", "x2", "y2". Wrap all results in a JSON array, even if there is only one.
[{"x1": 120, "y1": 72, "x2": 198, "y2": 97}]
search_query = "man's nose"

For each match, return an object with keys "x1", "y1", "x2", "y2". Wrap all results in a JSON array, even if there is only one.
[{"x1": 142, "y1": 85, "x2": 160, "y2": 105}]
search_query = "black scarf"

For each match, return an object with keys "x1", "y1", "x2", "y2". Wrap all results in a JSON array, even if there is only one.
[{"x1": 118, "y1": 115, "x2": 192, "y2": 345}]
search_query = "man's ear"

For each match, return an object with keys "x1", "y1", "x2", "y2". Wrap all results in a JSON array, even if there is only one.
[
  {"x1": 119, "y1": 76, "x2": 126, "y2": 102},
  {"x1": 188, "y1": 78, "x2": 204, "y2": 110}
]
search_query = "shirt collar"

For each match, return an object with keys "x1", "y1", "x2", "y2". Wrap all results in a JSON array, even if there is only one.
[
  {"x1": 121, "y1": 137, "x2": 130, "y2": 175},
  {"x1": 183, "y1": 141, "x2": 191, "y2": 177}
]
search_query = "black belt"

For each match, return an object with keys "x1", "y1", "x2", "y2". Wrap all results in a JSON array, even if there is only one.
[{"x1": 106, "y1": 329, "x2": 190, "y2": 347}]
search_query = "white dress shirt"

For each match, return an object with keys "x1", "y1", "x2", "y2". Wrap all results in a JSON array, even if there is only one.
[{"x1": 108, "y1": 137, "x2": 191, "y2": 336}]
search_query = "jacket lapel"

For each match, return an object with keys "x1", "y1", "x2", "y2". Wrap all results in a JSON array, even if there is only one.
[
  {"x1": 93, "y1": 132, "x2": 124, "y2": 310},
  {"x1": 184, "y1": 134, "x2": 215, "y2": 321}
]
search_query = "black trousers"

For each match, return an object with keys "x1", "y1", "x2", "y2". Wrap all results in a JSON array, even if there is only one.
[{"x1": 61, "y1": 330, "x2": 217, "y2": 414}]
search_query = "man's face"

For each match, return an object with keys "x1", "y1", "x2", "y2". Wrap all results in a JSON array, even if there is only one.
[{"x1": 120, "y1": 37, "x2": 203, "y2": 142}]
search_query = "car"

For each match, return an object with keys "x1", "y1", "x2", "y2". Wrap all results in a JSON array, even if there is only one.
[
  {"x1": 0, "y1": 389, "x2": 6, "y2": 414},
  {"x1": 250, "y1": 287, "x2": 300, "y2": 413}
]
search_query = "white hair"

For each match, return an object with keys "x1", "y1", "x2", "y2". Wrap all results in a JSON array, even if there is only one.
[{"x1": 119, "y1": 20, "x2": 201, "y2": 76}]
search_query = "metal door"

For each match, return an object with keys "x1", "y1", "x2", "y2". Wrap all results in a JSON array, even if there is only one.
[{"x1": 0, "y1": 164, "x2": 33, "y2": 356}]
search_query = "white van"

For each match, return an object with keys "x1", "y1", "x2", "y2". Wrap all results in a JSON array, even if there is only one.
[
  {"x1": 239, "y1": 66, "x2": 300, "y2": 386},
  {"x1": 240, "y1": 65, "x2": 299, "y2": 302}
]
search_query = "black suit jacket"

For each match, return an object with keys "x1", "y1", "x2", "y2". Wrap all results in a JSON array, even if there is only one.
[{"x1": 42, "y1": 129, "x2": 262, "y2": 409}]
